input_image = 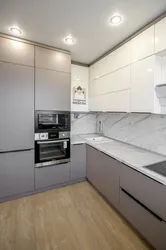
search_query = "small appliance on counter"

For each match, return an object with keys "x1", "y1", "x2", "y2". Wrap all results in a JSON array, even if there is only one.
[{"x1": 35, "y1": 111, "x2": 70, "y2": 168}]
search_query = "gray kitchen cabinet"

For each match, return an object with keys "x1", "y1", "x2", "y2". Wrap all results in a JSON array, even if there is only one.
[
  {"x1": 35, "y1": 68, "x2": 70, "y2": 111},
  {"x1": 0, "y1": 62, "x2": 34, "y2": 152},
  {"x1": 35, "y1": 162, "x2": 71, "y2": 189},
  {"x1": 0, "y1": 150, "x2": 34, "y2": 200},
  {"x1": 120, "y1": 188, "x2": 166, "y2": 250},
  {"x1": 35, "y1": 46, "x2": 71, "y2": 73},
  {"x1": 86, "y1": 145, "x2": 120, "y2": 209},
  {"x1": 71, "y1": 144, "x2": 86, "y2": 181},
  {"x1": 120, "y1": 165, "x2": 166, "y2": 222},
  {"x1": 0, "y1": 37, "x2": 34, "y2": 66}
]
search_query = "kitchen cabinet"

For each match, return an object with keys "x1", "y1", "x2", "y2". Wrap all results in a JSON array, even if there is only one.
[
  {"x1": 87, "y1": 145, "x2": 120, "y2": 209},
  {"x1": 71, "y1": 144, "x2": 86, "y2": 181},
  {"x1": 0, "y1": 37, "x2": 34, "y2": 66},
  {"x1": 35, "y1": 68, "x2": 71, "y2": 111},
  {"x1": 155, "y1": 17, "x2": 166, "y2": 55},
  {"x1": 131, "y1": 56, "x2": 155, "y2": 112},
  {"x1": 120, "y1": 189, "x2": 166, "y2": 250},
  {"x1": 35, "y1": 162, "x2": 71, "y2": 189},
  {"x1": 0, "y1": 150, "x2": 34, "y2": 200},
  {"x1": 130, "y1": 26, "x2": 155, "y2": 63},
  {"x1": 35, "y1": 46, "x2": 71, "y2": 73},
  {"x1": 0, "y1": 62, "x2": 34, "y2": 152},
  {"x1": 120, "y1": 163, "x2": 166, "y2": 222}
]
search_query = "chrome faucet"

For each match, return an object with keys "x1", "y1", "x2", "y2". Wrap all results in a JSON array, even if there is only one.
[{"x1": 98, "y1": 120, "x2": 103, "y2": 135}]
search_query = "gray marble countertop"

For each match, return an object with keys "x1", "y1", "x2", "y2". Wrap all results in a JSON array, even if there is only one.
[{"x1": 71, "y1": 134, "x2": 166, "y2": 185}]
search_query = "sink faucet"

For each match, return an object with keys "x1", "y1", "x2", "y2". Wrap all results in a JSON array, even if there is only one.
[{"x1": 98, "y1": 120, "x2": 103, "y2": 136}]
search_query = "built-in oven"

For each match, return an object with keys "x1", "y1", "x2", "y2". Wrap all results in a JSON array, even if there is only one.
[{"x1": 35, "y1": 132, "x2": 70, "y2": 168}]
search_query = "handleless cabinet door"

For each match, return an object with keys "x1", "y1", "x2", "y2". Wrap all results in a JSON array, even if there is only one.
[
  {"x1": 35, "y1": 68, "x2": 71, "y2": 111},
  {"x1": 0, "y1": 150, "x2": 34, "y2": 200},
  {"x1": 35, "y1": 46, "x2": 71, "y2": 73},
  {"x1": 71, "y1": 144, "x2": 86, "y2": 181},
  {"x1": 0, "y1": 37, "x2": 34, "y2": 66},
  {"x1": 0, "y1": 62, "x2": 34, "y2": 152}
]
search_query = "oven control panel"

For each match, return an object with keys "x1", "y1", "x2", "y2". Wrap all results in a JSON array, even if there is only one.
[{"x1": 35, "y1": 133, "x2": 48, "y2": 141}]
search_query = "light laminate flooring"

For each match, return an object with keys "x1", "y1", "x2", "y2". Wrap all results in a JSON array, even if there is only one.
[{"x1": 0, "y1": 181, "x2": 151, "y2": 250}]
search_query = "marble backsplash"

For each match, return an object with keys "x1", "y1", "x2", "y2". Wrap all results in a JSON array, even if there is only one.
[
  {"x1": 97, "y1": 113, "x2": 166, "y2": 156},
  {"x1": 71, "y1": 113, "x2": 97, "y2": 135}
]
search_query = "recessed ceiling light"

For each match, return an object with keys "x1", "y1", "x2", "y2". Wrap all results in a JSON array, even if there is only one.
[
  {"x1": 10, "y1": 27, "x2": 22, "y2": 35},
  {"x1": 64, "y1": 36, "x2": 75, "y2": 45},
  {"x1": 110, "y1": 15, "x2": 123, "y2": 25}
]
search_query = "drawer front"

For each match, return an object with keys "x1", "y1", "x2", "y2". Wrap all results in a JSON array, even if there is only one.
[
  {"x1": 120, "y1": 165, "x2": 166, "y2": 221},
  {"x1": 35, "y1": 163, "x2": 71, "y2": 189},
  {"x1": 120, "y1": 189, "x2": 166, "y2": 250}
]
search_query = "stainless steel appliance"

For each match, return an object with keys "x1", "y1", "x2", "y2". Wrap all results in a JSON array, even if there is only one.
[
  {"x1": 35, "y1": 111, "x2": 71, "y2": 168},
  {"x1": 35, "y1": 131, "x2": 70, "y2": 168}
]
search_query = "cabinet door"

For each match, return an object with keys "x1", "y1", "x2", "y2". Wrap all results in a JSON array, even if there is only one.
[
  {"x1": 71, "y1": 144, "x2": 86, "y2": 181},
  {"x1": 0, "y1": 150, "x2": 34, "y2": 199},
  {"x1": 120, "y1": 189, "x2": 166, "y2": 250},
  {"x1": 130, "y1": 26, "x2": 154, "y2": 63},
  {"x1": 35, "y1": 68, "x2": 71, "y2": 111},
  {"x1": 131, "y1": 56, "x2": 154, "y2": 112},
  {"x1": 35, "y1": 47, "x2": 71, "y2": 73},
  {"x1": 35, "y1": 163, "x2": 71, "y2": 189},
  {"x1": 155, "y1": 17, "x2": 166, "y2": 54},
  {"x1": 0, "y1": 63, "x2": 34, "y2": 152},
  {"x1": 0, "y1": 37, "x2": 34, "y2": 66}
]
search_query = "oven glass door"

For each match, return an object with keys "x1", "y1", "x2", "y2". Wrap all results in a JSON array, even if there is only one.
[{"x1": 37, "y1": 140, "x2": 69, "y2": 162}]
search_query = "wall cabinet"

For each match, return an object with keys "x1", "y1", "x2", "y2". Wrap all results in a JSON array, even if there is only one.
[
  {"x1": 0, "y1": 62, "x2": 34, "y2": 152},
  {"x1": 35, "y1": 68, "x2": 70, "y2": 111},
  {"x1": 71, "y1": 144, "x2": 86, "y2": 181},
  {"x1": 155, "y1": 17, "x2": 166, "y2": 54},
  {"x1": 0, "y1": 37, "x2": 34, "y2": 66},
  {"x1": 130, "y1": 26, "x2": 155, "y2": 63},
  {"x1": 35, "y1": 162, "x2": 71, "y2": 189},
  {"x1": 0, "y1": 150, "x2": 34, "y2": 200},
  {"x1": 35, "y1": 46, "x2": 71, "y2": 73},
  {"x1": 86, "y1": 145, "x2": 120, "y2": 209}
]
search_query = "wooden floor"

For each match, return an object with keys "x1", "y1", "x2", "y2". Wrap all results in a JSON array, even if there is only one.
[{"x1": 0, "y1": 181, "x2": 151, "y2": 250}]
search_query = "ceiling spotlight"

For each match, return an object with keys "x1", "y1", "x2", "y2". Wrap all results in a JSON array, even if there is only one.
[
  {"x1": 110, "y1": 15, "x2": 123, "y2": 25},
  {"x1": 64, "y1": 36, "x2": 75, "y2": 45},
  {"x1": 10, "y1": 27, "x2": 22, "y2": 35}
]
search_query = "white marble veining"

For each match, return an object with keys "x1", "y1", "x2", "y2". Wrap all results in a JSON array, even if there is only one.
[
  {"x1": 71, "y1": 113, "x2": 97, "y2": 135},
  {"x1": 97, "y1": 113, "x2": 166, "y2": 156}
]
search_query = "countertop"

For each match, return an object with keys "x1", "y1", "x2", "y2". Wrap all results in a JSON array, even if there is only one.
[{"x1": 71, "y1": 134, "x2": 166, "y2": 185}]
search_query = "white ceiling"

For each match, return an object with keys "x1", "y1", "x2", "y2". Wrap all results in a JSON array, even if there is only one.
[{"x1": 0, "y1": 0, "x2": 166, "y2": 64}]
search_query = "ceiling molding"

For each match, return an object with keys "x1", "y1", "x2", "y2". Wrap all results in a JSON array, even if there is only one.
[
  {"x1": 71, "y1": 61, "x2": 89, "y2": 67},
  {"x1": 89, "y1": 11, "x2": 166, "y2": 67},
  {"x1": 0, "y1": 32, "x2": 70, "y2": 55}
]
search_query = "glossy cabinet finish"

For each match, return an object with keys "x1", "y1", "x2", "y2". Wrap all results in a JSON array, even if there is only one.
[
  {"x1": 0, "y1": 150, "x2": 34, "y2": 200},
  {"x1": 130, "y1": 26, "x2": 155, "y2": 63},
  {"x1": 71, "y1": 144, "x2": 86, "y2": 181},
  {"x1": 86, "y1": 145, "x2": 120, "y2": 209},
  {"x1": 120, "y1": 189, "x2": 166, "y2": 250},
  {"x1": 35, "y1": 46, "x2": 71, "y2": 73},
  {"x1": 131, "y1": 56, "x2": 154, "y2": 112},
  {"x1": 155, "y1": 17, "x2": 166, "y2": 54},
  {"x1": 0, "y1": 37, "x2": 34, "y2": 66},
  {"x1": 71, "y1": 64, "x2": 89, "y2": 82},
  {"x1": 120, "y1": 164, "x2": 166, "y2": 222},
  {"x1": 35, "y1": 163, "x2": 71, "y2": 189},
  {"x1": 0, "y1": 62, "x2": 34, "y2": 152},
  {"x1": 35, "y1": 68, "x2": 70, "y2": 111}
]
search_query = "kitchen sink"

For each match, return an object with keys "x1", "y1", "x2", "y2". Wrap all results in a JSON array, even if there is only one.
[{"x1": 86, "y1": 137, "x2": 110, "y2": 142}]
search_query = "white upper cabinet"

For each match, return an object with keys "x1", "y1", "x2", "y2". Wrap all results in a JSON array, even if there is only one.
[
  {"x1": 71, "y1": 64, "x2": 89, "y2": 82},
  {"x1": 131, "y1": 56, "x2": 155, "y2": 112},
  {"x1": 130, "y1": 26, "x2": 155, "y2": 63},
  {"x1": 0, "y1": 37, "x2": 34, "y2": 66},
  {"x1": 155, "y1": 17, "x2": 166, "y2": 54},
  {"x1": 35, "y1": 47, "x2": 71, "y2": 73}
]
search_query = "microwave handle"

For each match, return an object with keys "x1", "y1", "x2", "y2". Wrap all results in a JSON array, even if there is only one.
[{"x1": 37, "y1": 139, "x2": 69, "y2": 144}]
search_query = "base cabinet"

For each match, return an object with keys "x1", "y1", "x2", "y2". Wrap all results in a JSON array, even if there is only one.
[
  {"x1": 120, "y1": 189, "x2": 166, "y2": 250},
  {"x1": 71, "y1": 144, "x2": 86, "y2": 181},
  {"x1": 35, "y1": 162, "x2": 71, "y2": 189},
  {"x1": 0, "y1": 150, "x2": 34, "y2": 200},
  {"x1": 86, "y1": 145, "x2": 120, "y2": 209}
]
